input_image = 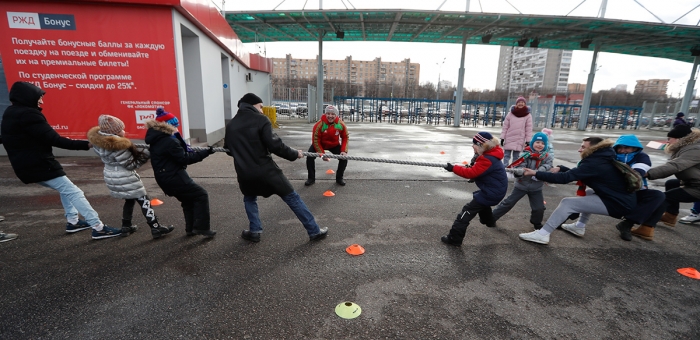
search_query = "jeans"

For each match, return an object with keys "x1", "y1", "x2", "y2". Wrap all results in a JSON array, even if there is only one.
[
  {"x1": 244, "y1": 192, "x2": 322, "y2": 236},
  {"x1": 38, "y1": 176, "x2": 102, "y2": 228},
  {"x1": 503, "y1": 150, "x2": 520, "y2": 166}
]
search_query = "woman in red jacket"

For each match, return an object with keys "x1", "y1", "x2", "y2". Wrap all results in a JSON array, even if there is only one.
[{"x1": 305, "y1": 105, "x2": 350, "y2": 186}]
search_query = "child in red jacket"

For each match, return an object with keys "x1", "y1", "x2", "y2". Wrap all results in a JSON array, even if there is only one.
[{"x1": 441, "y1": 132, "x2": 508, "y2": 246}]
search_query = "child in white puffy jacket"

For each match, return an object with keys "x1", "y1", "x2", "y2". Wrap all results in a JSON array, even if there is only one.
[{"x1": 87, "y1": 114, "x2": 174, "y2": 239}]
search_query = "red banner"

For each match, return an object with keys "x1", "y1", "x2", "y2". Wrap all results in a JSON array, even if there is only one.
[{"x1": 0, "y1": 2, "x2": 180, "y2": 139}]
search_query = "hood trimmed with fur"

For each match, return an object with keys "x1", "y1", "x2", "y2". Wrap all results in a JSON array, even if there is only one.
[
  {"x1": 87, "y1": 126, "x2": 134, "y2": 151},
  {"x1": 580, "y1": 139, "x2": 614, "y2": 159},
  {"x1": 145, "y1": 119, "x2": 177, "y2": 135},
  {"x1": 666, "y1": 128, "x2": 700, "y2": 155}
]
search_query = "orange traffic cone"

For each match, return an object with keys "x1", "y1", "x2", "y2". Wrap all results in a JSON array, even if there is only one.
[
  {"x1": 150, "y1": 198, "x2": 164, "y2": 206},
  {"x1": 677, "y1": 267, "x2": 700, "y2": 280},
  {"x1": 323, "y1": 190, "x2": 335, "y2": 197},
  {"x1": 346, "y1": 244, "x2": 365, "y2": 256},
  {"x1": 440, "y1": 151, "x2": 445, "y2": 154},
  {"x1": 326, "y1": 169, "x2": 335, "y2": 174},
  {"x1": 462, "y1": 161, "x2": 468, "y2": 164}
]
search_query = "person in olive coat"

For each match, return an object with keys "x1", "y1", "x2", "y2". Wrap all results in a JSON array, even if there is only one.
[
  {"x1": 1, "y1": 81, "x2": 121, "y2": 239},
  {"x1": 144, "y1": 114, "x2": 216, "y2": 237},
  {"x1": 224, "y1": 93, "x2": 327, "y2": 243}
]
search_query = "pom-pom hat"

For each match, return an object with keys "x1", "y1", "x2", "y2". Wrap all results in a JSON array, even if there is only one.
[
  {"x1": 516, "y1": 96, "x2": 527, "y2": 104},
  {"x1": 473, "y1": 131, "x2": 493, "y2": 146},
  {"x1": 155, "y1": 107, "x2": 179, "y2": 127}
]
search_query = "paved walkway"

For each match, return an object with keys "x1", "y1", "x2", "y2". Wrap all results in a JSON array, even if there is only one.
[{"x1": 0, "y1": 120, "x2": 698, "y2": 339}]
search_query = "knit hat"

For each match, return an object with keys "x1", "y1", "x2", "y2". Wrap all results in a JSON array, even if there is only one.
[
  {"x1": 668, "y1": 124, "x2": 692, "y2": 138},
  {"x1": 155, "y1": 107, "x2": 179, "y2": 127},
  {"x1": 677, "y1": 112, "x2": 685, "y2": 118},
  {"x1": 98, "y1": 114, "x2": 125, "y2": 135},
  {"x1": 530, "y1": 132, "x2": 549, "y2": 150},
  {"x1": 473, "y1": 131, "x2": 493, "y2": 146},
  {"x1": 238, "y1": 93, "x2": 263, "y2": 107},
  {"x1": 325, "y1": 105, "x2": 339, "y2": 115},
  {"x1": 516, "y1": 96, "x2": 527, "y2": 104}
]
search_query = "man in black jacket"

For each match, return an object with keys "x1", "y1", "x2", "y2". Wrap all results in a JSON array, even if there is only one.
[
  {"x1": 518, "y1": 137, "x2": 636, "y2": 245},
  {"x1": 224, "y1": 93, "x2": 327, "y2": 243},
  {"x1": 1, "y1": 81, "x2": 121, "y2": 239}
]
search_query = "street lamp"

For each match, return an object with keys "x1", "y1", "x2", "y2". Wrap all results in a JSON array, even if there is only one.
[{"x1": 436, "y1": 57, "x2": 446, "y2": 100}]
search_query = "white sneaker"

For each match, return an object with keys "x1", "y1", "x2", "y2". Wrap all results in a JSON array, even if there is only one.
[
  {"x1": 519, "y1": 231, "x2": 550, "y2": 244},
  {"x1": 679, "y1": 213, "x2": 700, "y2": 224},
  {"x1": 561, "y1": 223, "x2": 585, "y2": 237}
]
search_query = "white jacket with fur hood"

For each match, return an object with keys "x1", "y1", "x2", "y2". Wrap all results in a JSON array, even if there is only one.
[{"x1": 87, "y1": 126, "x2": 149, "y2": 199}]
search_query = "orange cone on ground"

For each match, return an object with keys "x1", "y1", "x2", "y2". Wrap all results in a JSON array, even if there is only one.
[
  {"x1": 323, "y1": 190, "x2": 335, "y2": 197},
  {"x1": 150, "y1": 198, "x2": 164, "y2": 206},
  {"x1": 677, "y1": 267, "x2": 700, "y2": 280},
  {"x1": 346, "y1": 244, "x2": 365, "y2": 256},
  {"x1": 326, "y1": 169, "x2": 335, "y2": 174},
  {"x1": 440, "y1": 151, "x2": 445, "y2": 154},
  {"x1": 462, "y1": 161, "x2": 468, "y2": 164}
]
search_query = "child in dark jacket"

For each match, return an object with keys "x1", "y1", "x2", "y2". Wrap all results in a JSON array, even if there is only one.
[
  {"x1": 144, "y1": 113, "x2": 216, "y2": 237},
  {"x1": 490, "y1": 132, "x2": 553, "y2": 230},
  {"x1": 441, "y1": 132, "x2": 508, "y2": 246}
]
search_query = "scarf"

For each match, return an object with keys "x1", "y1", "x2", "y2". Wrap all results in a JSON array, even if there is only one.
[
  {"x1": 510, "y1": 105, "x2": 530, "y2": 118},
  {"x1": 321, "y1": 121, "x2": 343, "y2": 133},
  {"x1": 506, "y1": 146, "x2": 548, "y2": 169}
]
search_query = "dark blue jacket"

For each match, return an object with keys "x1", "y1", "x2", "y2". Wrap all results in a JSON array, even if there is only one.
[
  {"x1": 535, "y1": 139, "x2": 636, "y2": 218},
  {"x1": 452, "y1": 144, "x2": 508, "y2": 206},
  {"x1": 613, "y1": 134, "x2": 651, "y2": 188}
]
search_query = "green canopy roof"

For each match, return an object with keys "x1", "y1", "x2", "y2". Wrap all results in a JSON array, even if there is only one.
[{"x1": 225, "y1": 10, "x2": 700, "y2": 63}]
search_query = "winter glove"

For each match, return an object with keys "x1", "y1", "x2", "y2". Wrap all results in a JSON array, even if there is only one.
[
  {"x1": 208, "y1": 146, "x2": 215, "y2": 154},
  {"x1": 525, "y1": 141, "x2": 530, "y2": 147},
  {"x1": 444, "y1": 163, "x2": 454, "y2": 172},
  {"x1": 500, "y1": 139, "x2": 505, "y2": 146}
]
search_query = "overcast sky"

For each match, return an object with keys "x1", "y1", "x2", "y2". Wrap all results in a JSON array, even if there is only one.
[{"x1": 224, "y1": 0, "x2": 700, "y2": 95}]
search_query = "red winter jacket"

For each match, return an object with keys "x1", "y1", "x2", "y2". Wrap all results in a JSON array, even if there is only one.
[{"x1": 311, "y1": 114, "x2": 349, "y2": 153}]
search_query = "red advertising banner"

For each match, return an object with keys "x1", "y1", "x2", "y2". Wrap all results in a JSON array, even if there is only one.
[{"x1": 0, "y1": 2, "x2": 180, "y2": 139}]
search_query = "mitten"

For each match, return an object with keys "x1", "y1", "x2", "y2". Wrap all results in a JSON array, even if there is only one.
[
  {"x1": 444, "y1": 163, "x2": 454, "y2": 172},
  {"x1": 501, "y1": 139, "x2": 505, "y2": 146}
]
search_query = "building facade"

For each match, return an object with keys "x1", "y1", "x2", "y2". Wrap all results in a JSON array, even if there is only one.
[
  {"x1": 271, "y1": 55, "x2": 420, "y2": 96},
  {"x1": 634, "y1": 79, "x2": 669, "y2": 97},
  {"x1": 495, "y1": 46, "x2": 572, "y2": 95}
]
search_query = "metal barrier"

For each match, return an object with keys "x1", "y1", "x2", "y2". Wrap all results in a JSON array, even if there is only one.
[{"x1": 552, "y1": 104, "x2": 643, "y2": 129}]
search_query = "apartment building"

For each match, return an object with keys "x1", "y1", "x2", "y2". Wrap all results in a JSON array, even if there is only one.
[
  {"x1": 634, "y1": 79, "x2": 669, "y2": 97},
  {"x1": 495, "y1": 46, "x2": 572, "y2": 94},
  {"x1": 271, "y1": 54, "x2": 420, "y2": 94}
]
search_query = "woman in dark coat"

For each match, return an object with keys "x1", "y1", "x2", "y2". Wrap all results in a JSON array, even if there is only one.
[{"x1": 224, "y1": 93, "x2": 327, "y2": 243}]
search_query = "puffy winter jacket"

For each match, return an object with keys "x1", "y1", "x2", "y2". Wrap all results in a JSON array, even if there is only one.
[
  {"x1": 501, "y1": 109, "x2": 533, "y2": 152},
  {"x1": 451, "y1": 138, "x2": 508, "y2": 206},
  {"x1": 647, "y1": 128, "x2": 700, "y2": 200},
  {"x1": 87, "y1": 126, "x2": 149, "y2": 199},
  {"x1": 144, "y1": 120, "x2": 210, "y2": 196},
  {"x1": 311, "y1": 114, "x2": 349, "y2": 153}
]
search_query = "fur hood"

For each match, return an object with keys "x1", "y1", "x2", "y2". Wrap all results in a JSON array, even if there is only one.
[
  {"x1": 478, "y1": 136, "x2": 501, "y2": 153},
  {"x1": 145, "y1": 119, "x2": 177, "y2": 135},
  {"x1": 666, "y1": 128, "x2": 700, "y2": 155},
  {"x1": 87, "y1": 126, "x2": 133, "y2": 151},
  {"x1": 580, "y1": 139, "x2": 614, "y2": 159}
]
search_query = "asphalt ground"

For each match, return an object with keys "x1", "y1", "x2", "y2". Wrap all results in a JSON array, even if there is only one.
[{"x1": 0, "y1": 119, "x2": 698, "y2": 339}]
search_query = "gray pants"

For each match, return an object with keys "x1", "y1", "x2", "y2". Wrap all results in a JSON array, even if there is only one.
[
  {"x1": 543, "y1": 193, "x2": 609, "y2": 233},
  {"x1": 492, "y1": 187, "x2": 546, "y2": 227}
]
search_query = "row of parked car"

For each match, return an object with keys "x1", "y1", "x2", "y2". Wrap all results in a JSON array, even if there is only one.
[{"x1": 273, "y1": 102, "x2": 308, "y2": 116}]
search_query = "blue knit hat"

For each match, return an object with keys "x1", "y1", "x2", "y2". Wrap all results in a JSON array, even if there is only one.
[
  {"x1": 530, "y1": 132, "x2": 549, "y2": 150},
  {"x1": 473, "y1": 131, "x2": 493, "y2": 146}
]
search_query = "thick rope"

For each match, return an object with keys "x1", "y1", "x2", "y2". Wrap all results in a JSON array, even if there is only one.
[{"x1": 133, "y1": 144, "x2": 448, "y2": 168}]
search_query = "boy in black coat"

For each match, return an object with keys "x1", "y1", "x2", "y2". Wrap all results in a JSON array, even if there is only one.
[{"x1": 144, "y1": 115, "x2": 215, "y2": 237}]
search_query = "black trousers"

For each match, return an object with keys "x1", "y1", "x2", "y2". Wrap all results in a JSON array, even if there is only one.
[
  {"x1": 307, "y1": 144, "x2": 348, "y2": 181},
  {"x1": 171, "y1": 183, "x2": 210, "y2": 232},
  {"x1": 448, "y1": 200, "x2": 494, "y2": 242},
  {"x1": 122, "y1": 195, "x2": 159, "y2": 227},
  {"x1": 623, "y1": 189, "x2": 666, "y2": 225},
  {"x1": 662, "y1": 179, "x2": 698, "y2": 215}
]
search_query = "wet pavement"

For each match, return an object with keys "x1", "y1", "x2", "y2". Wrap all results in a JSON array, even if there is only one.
[{"x1": 1, "y1": 120, "x2": 698, "y2": 339}]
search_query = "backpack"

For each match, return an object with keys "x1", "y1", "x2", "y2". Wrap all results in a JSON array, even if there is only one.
[{"x1": 610, "y1": 159, "x2": 643, "y2": 192}]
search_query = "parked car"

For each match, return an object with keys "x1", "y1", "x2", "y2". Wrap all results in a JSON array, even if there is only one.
[
  {"x1": 296, "y1": 104, "x2": 308, "y2": 115},
  {"x1": 277, "y1": 105, "x2": 291, "y2": 115}
]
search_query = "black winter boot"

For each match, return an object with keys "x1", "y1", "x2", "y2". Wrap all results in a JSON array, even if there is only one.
[
  {"x1": 150, "y1": 222, "x2": 174, "y2": 239},
  {"x1": 616, "y1": 220, "x2": 634, "y2": 241},
  {"x1": 121, "y1": 219, "x2": 138, "y2": 237}
]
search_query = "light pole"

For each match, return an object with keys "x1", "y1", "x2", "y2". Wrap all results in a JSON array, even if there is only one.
[{"x1": 436, "y1": 57, "x2": 446, "y2": 100}]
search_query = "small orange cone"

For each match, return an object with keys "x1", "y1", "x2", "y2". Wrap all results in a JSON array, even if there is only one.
[
  {"x1": 326, "y1": 169, "x2": 335, "y2": 174},
  {"x1": 150, "y1": 198, "x2": 164, "y2": 206},
  {"x1": 346, "y1": 244, "x2": 365, "y2": 256},
  {"x1": 323, "y1": 190, "x2": 335, "y2": 197},
  {"x1": 462, "y1": 161, "x2": 468, "y2": 164},
  {"x1": 677, "y1": 267, "x2": 700, "y2": 280},
  {"x1": 440, "y1": 151, "x2": 445, "y2": 154}
]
